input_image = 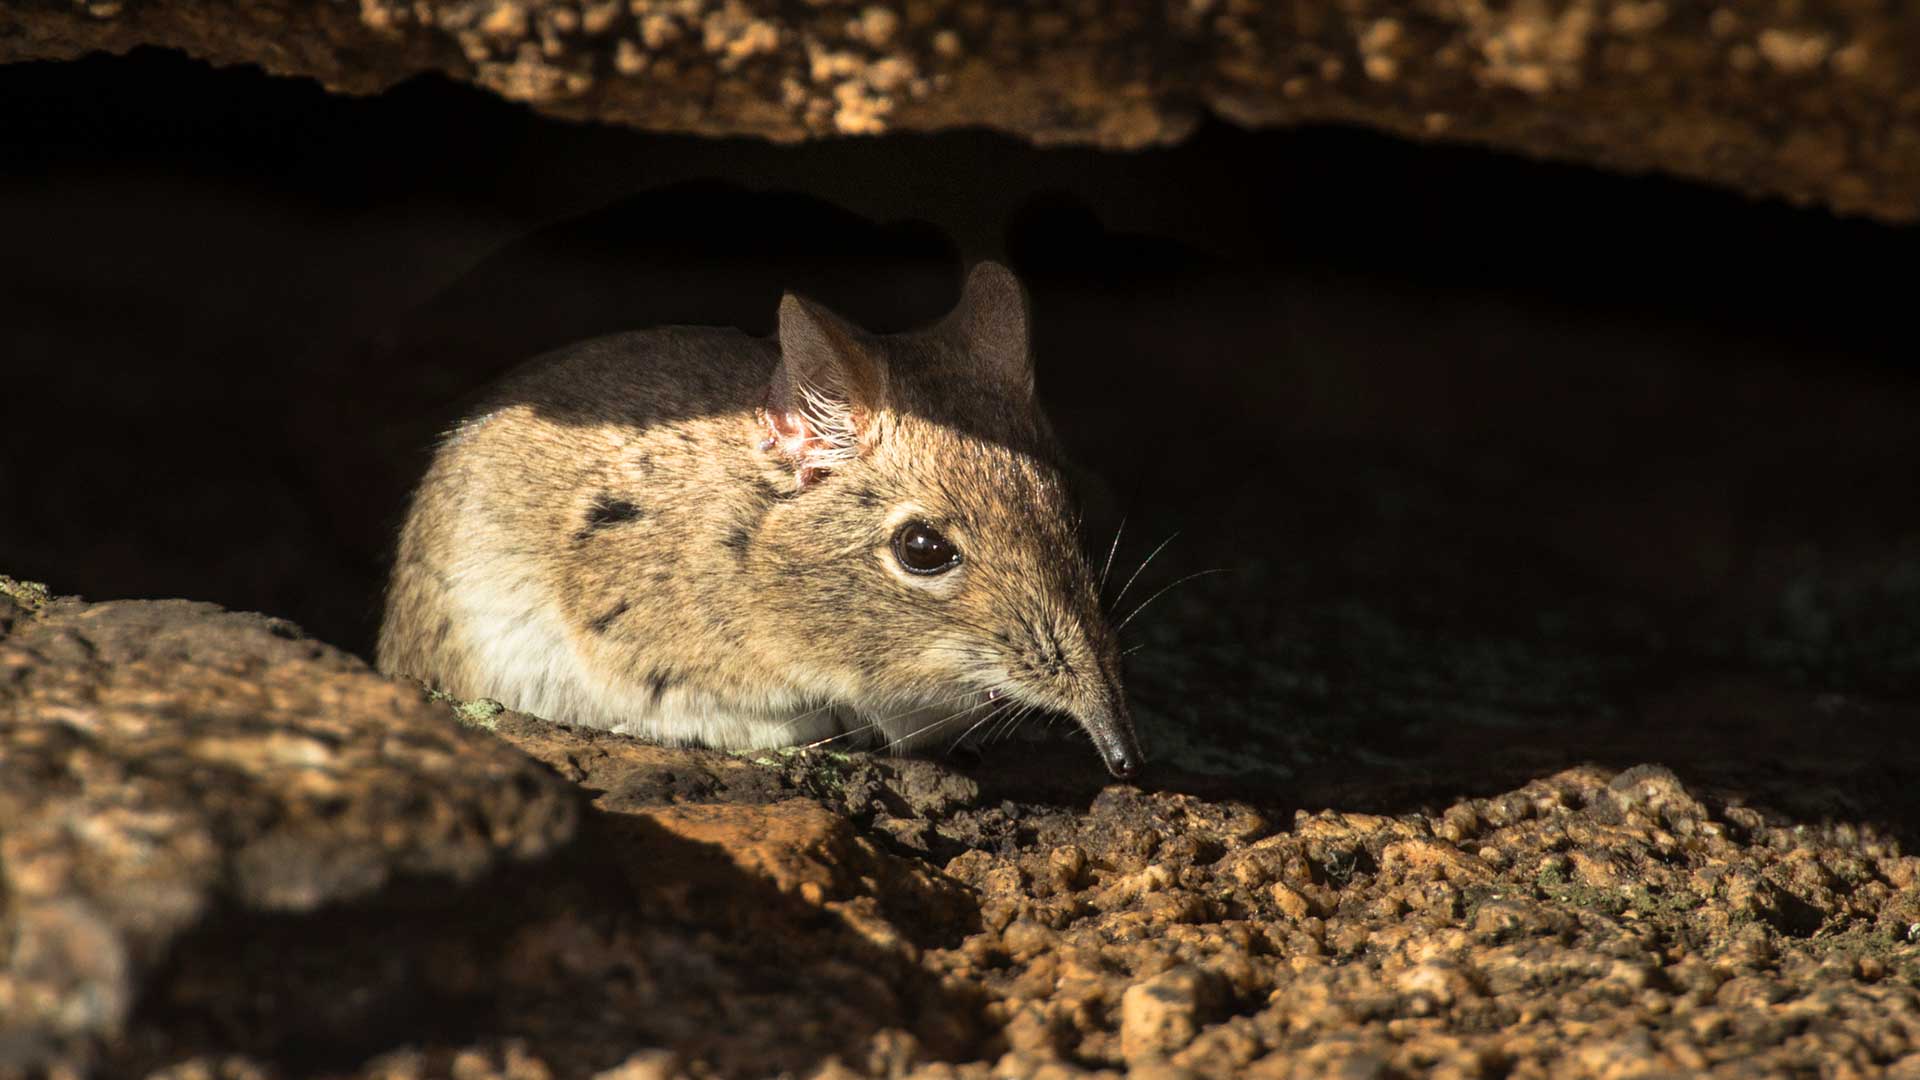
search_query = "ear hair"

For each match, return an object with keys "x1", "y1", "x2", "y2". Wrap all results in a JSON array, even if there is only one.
[
  {"x1": 944, "y1": 260, "x2": 1035, "y2": 399},
  {"x1": 763, "y1": 292, "x2": 887, "y2": 488}
]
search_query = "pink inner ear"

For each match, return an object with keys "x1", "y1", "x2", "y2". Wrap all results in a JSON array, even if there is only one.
[
  {"x1": 758, "y1": 407, "x2": 806, "y2": 453},
  {"x1": 760, "y1": 408, "x2": 831, "y2": 488}
]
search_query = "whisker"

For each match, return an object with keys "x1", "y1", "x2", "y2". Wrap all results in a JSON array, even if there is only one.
[
  {"x1": 795, "y1": 687, "x2": 979, "y2": 751},
  {"x1": 797, "y1": 719, "x2": 880, "y2": 751},
  {"x1": 880, "y1": 692, "x2": 1010, "y2": 756},
  {"x1": 768, "y1": 697, "x2": 845, "y2": 737},
  {"x1": 888, "y1": 706, "x2": 989, "y2": 758},
  {"x1": 994, "y1": 704, "x2": 1036, "y2": 743},
  {"x1": 1112, "y1": 530, "x2": 1179, "y2": 609},
  {"x1": 950, "y1": 698, "x2": 1020, "y2": 751},
  {"x1": 981, "y1": 702, "x2": 1017, "y2": 745},
  {"x1": 1115, "y1": 567, "x2": 1233, "y2": 633},
  {"x1": 1099, "y1": 514, "x2": 1128, "y2": 591}
]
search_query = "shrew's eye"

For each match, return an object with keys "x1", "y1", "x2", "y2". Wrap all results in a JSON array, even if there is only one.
[{"x1": 893, "y1": 521, "x2": 961, "y2": 575}]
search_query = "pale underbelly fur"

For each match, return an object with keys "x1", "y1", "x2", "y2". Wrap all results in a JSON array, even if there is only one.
[{"x1": 441, "y1": 556, "x2": 983, "y2": 753}]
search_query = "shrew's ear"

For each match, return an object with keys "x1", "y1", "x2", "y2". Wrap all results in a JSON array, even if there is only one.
[
  {"x1": 764, "y1": 292, "x2": 888, "y2": 489},
  {"x1": 944, "y1": 260, "x2": 1034, "y2": 399}
]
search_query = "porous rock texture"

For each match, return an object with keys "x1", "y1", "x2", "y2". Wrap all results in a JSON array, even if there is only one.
[
  {"x1": 5, "y1": 0, "x2": 1920, "y2": 221},
  {"x1": 0, "y1": 581, "x2": 578, "y2": 1073},
  {"x1": 4, "y1": 578, "x2": 1919, "y2": 1078}
]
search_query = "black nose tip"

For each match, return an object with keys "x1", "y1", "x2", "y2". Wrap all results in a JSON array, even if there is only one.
[{"x1": 1082, "y1": 701, "x2": 1143, "y2": 780}]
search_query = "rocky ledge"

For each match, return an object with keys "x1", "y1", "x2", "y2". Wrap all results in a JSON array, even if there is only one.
[
  {"x1": 3, "y1": 576, "x2": 1918, "y2": 1078},
  {"x1": 4, "y1": 1, "x2": 1920, "y2": 222}
]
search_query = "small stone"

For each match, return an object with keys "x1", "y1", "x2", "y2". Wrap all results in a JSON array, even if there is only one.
[
  {"x1": 1003, "y1": 1003, "x2": 1060, "y2": 1056},
  {"x1": 1757, "y1": 29, "x2": 1832, "y2": 74},
  {"x1": 480, "y1": 2, "x2": 529, "y2": 40},
  {"x1": 1887, "y1": 1053, "x2": 1920, "y2": 1080},
  {"x1": 1129, "y1": 1063, "x2": 1199, "y2": 1080},
  {"x1": 591, "y1": 1052, "x2": 680, "y2": 1080},
  {"x1": 1119, "y1": 966, "x2": 1226, "y2": 1063},
  {"x1": 1269, "y1": 882, "x2": 1311, "y2": 918},
  {"x1": 853, "y1": 6, "x2": 899, "y2": 47}
]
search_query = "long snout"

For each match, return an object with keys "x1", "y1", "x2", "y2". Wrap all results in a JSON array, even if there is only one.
[{"x1": 1078, "y1": 702, "x2": 1143, "y2": 780}]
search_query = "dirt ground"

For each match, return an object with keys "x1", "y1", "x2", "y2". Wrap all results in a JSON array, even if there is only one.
[
  {"x1": 85, "y1": 680, "x2": 1920, "y2": 1079},
  {"x1": 461, "y1": 702, "x2": 1920, "y2": 1078}
]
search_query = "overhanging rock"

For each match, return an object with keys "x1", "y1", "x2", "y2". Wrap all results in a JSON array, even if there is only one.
[{"x1": 4, "y1": 1, "x2": 1916, "y2": 220}]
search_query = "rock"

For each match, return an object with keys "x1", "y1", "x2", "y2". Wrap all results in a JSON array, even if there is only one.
[
  {"x1": 0, "y1": 588, "x2": 578, "y2": 1070},
  {"x1": 489, "y1": 708, "x2": 791, "y2": 811},
  {"x1": 1888, "y1": 1054, "x2": 1920, "y2": 1080},
  {"x1": 589, "y1": 1050, "x2": 681, "y2": 1080},
  {"x1": 1119, "y1": 966, "x2": 1228, "y2": 1063},
  {"x1": 3, "y1": 2, "x2": 1919, "y2": 220},
  {"x1": 625, "y1": 798, "x2": 977, "y2": 945},
  {"x1": 1393, "y1": 961, "x2": 1475, "y2": 1014},
  {"x1": 1269, "y1": 883, "x2": 1311, "y2": 919},
  {"x1": 1127, "y1": 1064, "x2": 1200, "y2": 1080}
]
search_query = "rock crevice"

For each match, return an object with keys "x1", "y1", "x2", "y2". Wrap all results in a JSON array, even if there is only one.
[{"x1": 5, "y1": 0, "x2": 1918, "y2": 220}]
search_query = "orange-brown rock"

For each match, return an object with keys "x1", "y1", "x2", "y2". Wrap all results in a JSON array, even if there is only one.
[{"x1": 0, "y1": 583, "x2": 577, "y2": 1070}]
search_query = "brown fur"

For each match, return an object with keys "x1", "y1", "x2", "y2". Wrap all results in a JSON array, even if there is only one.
[{"x1": 377, "y1": 263, "x2": 1141, "y2": 776}]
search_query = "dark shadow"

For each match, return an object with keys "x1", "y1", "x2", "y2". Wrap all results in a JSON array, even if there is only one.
[
  {"x1": 951, "y1": 675, "x2": 1920, "y2": 854},
  {"x1": 381, "y1": 179, "x2": 959, "y2": 350},
  {"x1": 117, "y1": 806, "x2": 987, "y2": 1078}
]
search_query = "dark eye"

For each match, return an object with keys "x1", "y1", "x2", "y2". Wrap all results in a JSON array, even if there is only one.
[{"x1": 893, "y1": 521, "x2": 961, "y2": 575}]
